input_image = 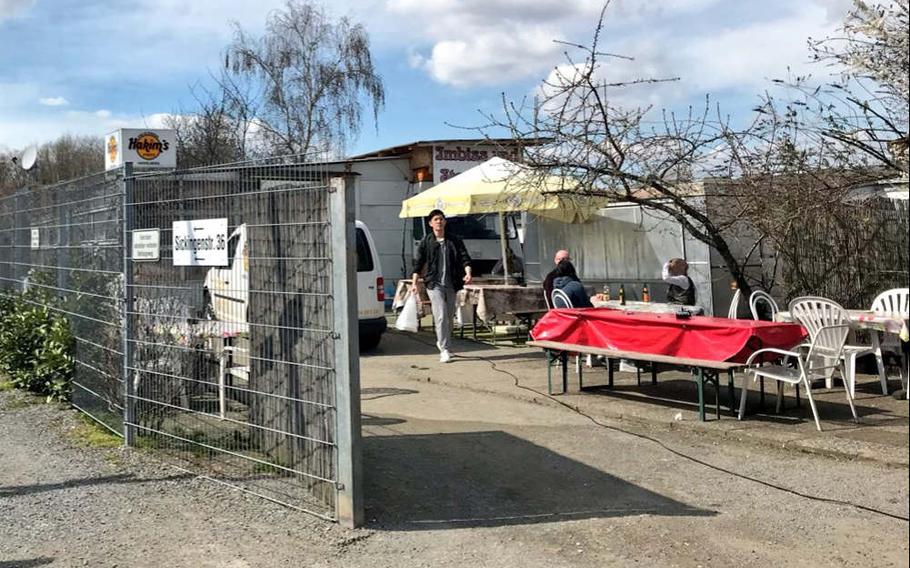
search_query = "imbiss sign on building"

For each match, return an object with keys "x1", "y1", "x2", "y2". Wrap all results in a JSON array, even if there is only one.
[
  {"x1": 104, "y1": 128, "x2": 176, "y2": 170},
  {"x1": 432, "y1": 143, "x2": 521, "y2": 183}
]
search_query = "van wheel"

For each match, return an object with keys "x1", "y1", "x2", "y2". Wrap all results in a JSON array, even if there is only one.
[{"x1": 359, "y1": 333, "x2": 382, "y2": 352}]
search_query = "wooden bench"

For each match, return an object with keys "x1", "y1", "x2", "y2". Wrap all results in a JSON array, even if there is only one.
[{"x1": 527, "y1": 340, "x2": 745, "y2": 421}]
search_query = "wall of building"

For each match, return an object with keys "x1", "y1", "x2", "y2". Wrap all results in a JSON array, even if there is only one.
[
  {"x1": 537, "y1": 201, "x2": 715, "y2": 314},
  {"x1": 349, "y1": 159, "x2": 412, "y2": 297}
]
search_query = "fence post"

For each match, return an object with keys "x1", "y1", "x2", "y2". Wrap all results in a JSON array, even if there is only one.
[
  {"x1": 329, "y1": 174, "x2": 363, "y2": 528},
  {"x1": 121, "y1": 163, "x2": 136, "y2": 446}
]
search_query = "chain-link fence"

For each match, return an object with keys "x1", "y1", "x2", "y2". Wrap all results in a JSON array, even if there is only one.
[
  {"x1": 0, "y1": 171, "x2": 124, "y2": 433},
  {"x1": 0, "y1": 159, "x2": 363, "y2": 525}
]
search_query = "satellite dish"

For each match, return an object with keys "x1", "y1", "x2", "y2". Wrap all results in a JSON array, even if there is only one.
[{"x1": 19, "y1": 145, "x2": 38, "y2": 171}]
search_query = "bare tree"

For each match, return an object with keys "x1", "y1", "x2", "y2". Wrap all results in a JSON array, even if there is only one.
[
  {"x1": 481, "y1": 1, "x2": 908, "y2": 304},
  {"x1": 165, "y1": 84, "x2": 248, "y2": 169},
  {"x1": 223, "y1": 0, "x2": 385, "y2": 157},
  {"x1": 479, "y1": 3, "x2": 764, "y2": 296},
  {"x1": 1, "y1": 135, "x2": 103, "y2": 195},
  {"x1": 777, "y1": 0, "x2": 909, "y2": 173},
  {"x1": 720, "y1": 0, "x2": 909, "y2": 305}
]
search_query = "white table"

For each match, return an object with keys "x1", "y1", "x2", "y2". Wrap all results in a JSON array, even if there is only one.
[
  {"x1": 591, "y1": 298, "x2": 705, "y2": 315},
  {"x1": 776, "y1": 309, "x2": 909, "y2": 398}
]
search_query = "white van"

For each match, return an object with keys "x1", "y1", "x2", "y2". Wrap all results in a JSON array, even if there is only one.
[
  {"x1": 353, "y1": 220, "x2": 387, "y2": 350},
  {"x1": 203, "y1": 220, "x2": 387, "y2": 351}
]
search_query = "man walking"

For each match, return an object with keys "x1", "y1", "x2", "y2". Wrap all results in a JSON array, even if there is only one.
[{"x1": 411, "y1": 210, "x2": 473, "y2": 363}]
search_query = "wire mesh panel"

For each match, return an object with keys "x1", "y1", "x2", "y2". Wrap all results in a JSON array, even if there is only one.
[
  {"x1": 0, "y1": 173, "x2": 124, "y2": 434},
  {"x1": 125, "y1": 159, "x2": 351, "y2": 519}
]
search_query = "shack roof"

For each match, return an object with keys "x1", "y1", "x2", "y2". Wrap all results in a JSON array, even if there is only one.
[{"x1": 347, "y1": 138, "x2": 547, "y2": 160}]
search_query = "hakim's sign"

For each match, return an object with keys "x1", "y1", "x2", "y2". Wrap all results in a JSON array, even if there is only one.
[{"x1": 104, "y1": 128, "x2": 176, "y2": 171}]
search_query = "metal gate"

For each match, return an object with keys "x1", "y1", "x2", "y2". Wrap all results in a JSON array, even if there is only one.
[{"x1": 1, "y1": 159, "x2": 362, "y2": 524}]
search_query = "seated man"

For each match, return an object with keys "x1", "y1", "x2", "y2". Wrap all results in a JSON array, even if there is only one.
[
  {"x1": 663, "y1": 258, "x2": 696, "y2": 305},
  {"x1": 543, "y1": 249, "x2": 570, "y2": 304},
  {"x1": 552, "y1": 259, "x2": 593, "y2": 308}
]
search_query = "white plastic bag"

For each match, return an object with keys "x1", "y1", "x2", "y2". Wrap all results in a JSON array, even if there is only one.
[{"x1": 395, "y1": 294, "x2": 420, "y2": 332}]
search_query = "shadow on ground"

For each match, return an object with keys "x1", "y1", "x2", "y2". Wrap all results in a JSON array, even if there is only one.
[
  {"x1": 573, "y1": 373, "x2": 900, "y2": 427},
  {"x1": 363, "y1": 430, "x2": 715, "y2": 530},
  {"x1": 0, "y1": 558, "x2": 54, "y2": 568},
  {"x1": 0, "y1": 473, "x2": 193, "y2": 498}
]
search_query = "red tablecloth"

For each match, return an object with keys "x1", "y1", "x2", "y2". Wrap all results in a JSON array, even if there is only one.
[{"x1": 531, "y1": 308, "x2": 806, "y2": 363}]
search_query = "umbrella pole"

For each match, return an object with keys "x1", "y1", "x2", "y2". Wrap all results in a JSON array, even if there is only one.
[{"x1": 499, "y1": 212, "x2": 509, "y2": 285}]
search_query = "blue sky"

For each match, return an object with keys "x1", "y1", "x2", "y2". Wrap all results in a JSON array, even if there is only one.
[{"x1": 0, "y1": 0, "x2": 854, "y2": 156}]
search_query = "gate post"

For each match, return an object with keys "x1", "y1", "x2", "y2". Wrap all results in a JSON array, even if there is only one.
[
  {"x1": 121, "y1": 163, "x2": 136, "y2": 446},
  {"x1": 329, "y1": 174, "x2": 363, "y2": 528}
]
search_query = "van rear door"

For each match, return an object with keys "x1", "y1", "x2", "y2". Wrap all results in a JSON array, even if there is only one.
[{"x1": 355, "y1": 222, "x2": 384, "y2": 321}]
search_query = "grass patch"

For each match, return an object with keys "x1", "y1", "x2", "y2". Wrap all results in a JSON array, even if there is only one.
[
  {"x1": 0, "y1": 379, "x2": 14, "y2": 392},
  {"x1": 67, "y1": 414, "x2": 123, "y2": 449}
]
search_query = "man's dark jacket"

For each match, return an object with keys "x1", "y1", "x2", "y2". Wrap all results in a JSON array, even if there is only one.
[
  {"x1": 413, "y1": 232, "x2": 472, "y2": 291},
  {"x1": 667, "y1": 276, "x2": 697, "y2": 305}
]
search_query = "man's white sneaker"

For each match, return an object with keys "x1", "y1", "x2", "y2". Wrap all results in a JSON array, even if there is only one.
[{"x1": 439, "y1": 350, "x2": 452, "y2": 363}]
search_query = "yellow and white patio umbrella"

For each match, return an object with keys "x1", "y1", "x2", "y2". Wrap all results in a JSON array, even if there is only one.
[
  {"x1": 400, "y1": 157, "x2": 607, "y2": 282},
  {"x1": 398, "y1": 157, "x2": 606, "y2": 224}
]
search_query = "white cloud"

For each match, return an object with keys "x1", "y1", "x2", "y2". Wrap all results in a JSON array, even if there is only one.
[
  {"x1": 389, "y1": 0, "x2": 848, "y2": 94},
  {"x1": 390, "y1": 0, "x2": 602, "y2": 88},
  {"x1": 419, "y1": 26, "x2": 565, "y2": 87},
  {"x1": 39, "y1": 96, "x2": 68, "y2": 106},
  {"x1": 95, "y1": 109, "x2": 111, "y2": 118},
  {"x1": 677, "y1": 5, "x2": 834, "y2": 93},
  {"x1": 0, "y1": 0, "x2": 34, "y2": 23}
]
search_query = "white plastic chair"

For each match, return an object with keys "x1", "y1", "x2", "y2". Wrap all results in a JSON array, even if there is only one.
[
  {"x1": 873, "y1": 287, "x2": 910, "y2": 315},
  {"x1": 788, "y1": 296, "x2": 878, "y2": 395},
  {"x1": 727, "y1": 288, "x2": 742, "y2": 319},
  {"x1": 550, "y1": 288, "x2": 586, "y2": 370},
  {"x1": 738, "y1": 320, "x2": 857, "y2": 431},
  {"x1": 551, "y1": 289, "x2": 573, "y2": 309},
  {"x1": 869, "y1": 288, "x2": 910, "y2": 397},
  {"x1": 749, "y1": 290, "x2": 779, "y2": 321},
  {"x1": 543, "y1": 287, "x2": 553, "y2": 310}
]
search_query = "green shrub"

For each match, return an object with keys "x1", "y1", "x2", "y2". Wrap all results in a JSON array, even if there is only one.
[{"x1": 0, "y1": 292, "x2": 74, "y2": 402}]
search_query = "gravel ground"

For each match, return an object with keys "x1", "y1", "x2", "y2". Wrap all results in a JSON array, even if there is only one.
[{"x1": 2, "y1": 374, "x2": 909, "y2": 568}]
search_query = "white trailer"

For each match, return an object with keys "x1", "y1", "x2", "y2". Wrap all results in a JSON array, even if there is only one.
[{"x1": 343, "y1": 140, "x2": 533, "y2": 300}]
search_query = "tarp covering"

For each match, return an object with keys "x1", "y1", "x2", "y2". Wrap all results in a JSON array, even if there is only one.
[
  {"x1": 531, "y1": 308, "x2": 806, "y2": 363},
  {"x1": 399, "y1": 157, "x2": 607, "y2": 223}
]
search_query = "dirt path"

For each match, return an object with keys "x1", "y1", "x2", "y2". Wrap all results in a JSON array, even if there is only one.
[{"x1": 2, "y1": 359, "x2": 909, "y2": 567}]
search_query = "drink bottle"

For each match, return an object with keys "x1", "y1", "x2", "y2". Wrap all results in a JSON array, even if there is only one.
[
  {"x1": 618, "y1": 284, "x2": 626, "y2": 306},
  {"x1": 642, "y1": 283, "x2": 650, "y2": 303},
  {"x1": 602, "y1": 284, "x2": 611, "y2": 301}
]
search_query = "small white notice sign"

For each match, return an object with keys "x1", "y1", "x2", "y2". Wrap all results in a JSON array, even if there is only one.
[
  {"x1": 132, "y1": 229, "x2": 160, "y2": 262},
  {"x1": 172, "y1": 218, "x2": 228, "y2": 266},
  {"x1": 30, "y1": 228, "x2": 39, "y2": 250}
]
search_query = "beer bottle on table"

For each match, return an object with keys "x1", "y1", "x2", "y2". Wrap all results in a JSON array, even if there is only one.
[
  {"x1": 602, "y1": 284, "x2": 611, "y2": 301},
  {"x1": 618, "y1": 284, "x2": 626, "y2": 305},
  {"x1": 642, "y1": 283, "x2": 650, "y2": 303}
]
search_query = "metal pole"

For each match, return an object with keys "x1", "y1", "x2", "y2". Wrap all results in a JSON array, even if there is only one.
[
  {"x1": 121, "y1": 163, "x2": 136, "y2": 446},
  {"x1": 498, "y1": 212, "x2": 509, "y2": 284},
  {"x1": 330, "y1": 174, "x2": 363, "y2": 528}
]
